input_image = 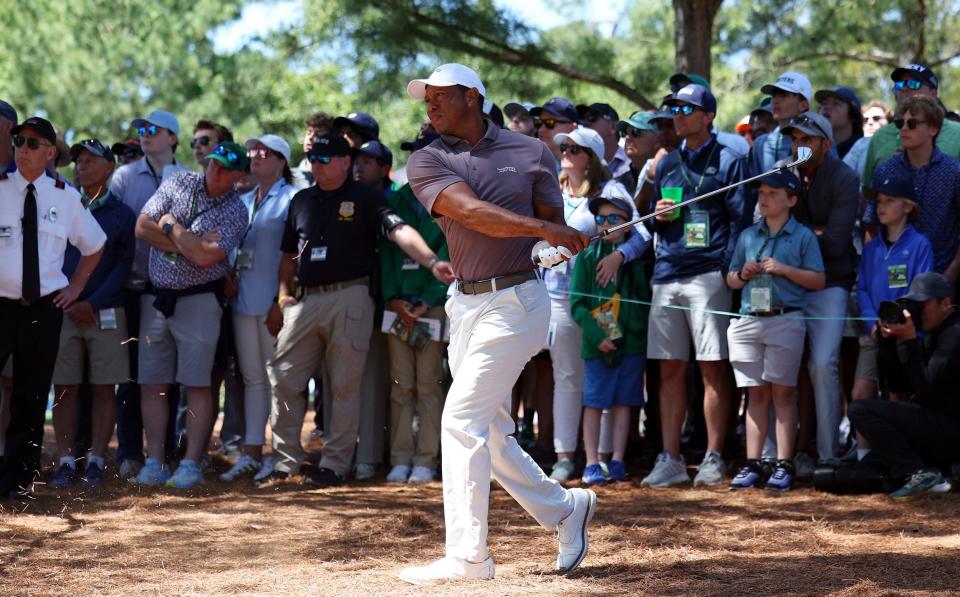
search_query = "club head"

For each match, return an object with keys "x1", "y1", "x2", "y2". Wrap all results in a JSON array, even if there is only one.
[{"x1": 788, "y1": 146, "x2": 813, "y2": 168}]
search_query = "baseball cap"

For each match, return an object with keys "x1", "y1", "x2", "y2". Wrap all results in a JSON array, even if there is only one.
[
  {"x1": 333, "y1": 112, "x2": 380, "y2": 139},
  {"x1": 355, "y1": 140, "x2": 393, "y2": 166},
  {"x1": 70, "y1": 139, "x2": 116, "y2": 163},
  {"x1": 669, "y1": 73, "x2": 711, "y2": 92},
  {"x1": 750, "y1": 97, "x2": 774, "y2": 119},
  {"x1": 131, "y1": 109, "x2": 180, "y2": 135},
  {"x1": 407, "y1": 63, "x2": 486, "y2": 100},
  {"x1": 0, "y1": 100, "x2": 17, "y2": 124},
  {"x1": 901, "y1": 272, "x2": 953, "y2": 302},
  {"x1": 112, "y1": 139, "x2": 143, "y2": 157},
  {"x1": 814, "y1": 86, "x2": 862, "y2": 111},
  {"x1": 530, "y1": 97, "x2": 578, "y2": 123},
  {"x1": 891, "y1": 63, "x2": 939, "y2": 89},
  {"x1": 482, "y1": 100, "x2": 505, "y2": 128},
  {"x1": 781, "y1": 111, "x2": 834, "y2": 142},
  {"x1": 205, "y1": 141, "x2": 250, "y2": 172},
  {"x1": 588, "y1": 194, "x2": 633, "y2": 218},
  {"x1": 11, "y1": 116, "x2": 57, "y2": 146},
  {"x1": 756, "y1": 168, "x2": 801, "y2": 195},
  {"x1": 871, "y1": 173, "x2": 916, "y2": 202},
  {"x1": 245, "y1": 134, "x2": 291, "y2": 163},
  {"x1": 553, "y1": 126, "x2": 606, "y2": 164},
  {"x1": 736, "y1": 115, "x2": 752, "y2": 134},
  {"x1": 400, "y1": 132, "x2": 440, "y2": 152},
  {"x1": 307, "y1": 132, "x2": 352, "y2": 158},
  {"x1": 761, "y1": 71, "x2": 813, "y2": 102},
  {"x1": 616, "y1": 111, "x2": 658, "y2": 136},
  {"x1": 665, "y1": 84, "x2": 718, "y2": 113},
  {"x1": 576, "y1": 103, "x2": 619, "y2": 123},
  {"x1": 503, "y1": 102, "x2": 535, "y2": 120}
]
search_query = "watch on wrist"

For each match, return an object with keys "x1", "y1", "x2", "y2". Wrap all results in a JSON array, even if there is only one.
[
  {"x1": 426, "y1": 257, "x2": 439, "y2": 269},
  {"x1": 162, "y1": 221, "x2": 175, "y2": 236},
  {"x1": 736, "y1": 270, "x2": 746, "y2": 282}
]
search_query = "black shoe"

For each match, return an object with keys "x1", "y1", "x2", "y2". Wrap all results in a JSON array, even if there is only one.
[
  {"x1": 304, "y1": 467, "x2": 344, "y2": 488},
  {"x1": 253, "y1": 470, "x2": 290, "y2": 487}
]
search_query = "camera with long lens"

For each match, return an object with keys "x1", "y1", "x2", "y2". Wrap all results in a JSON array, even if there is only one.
[
  {"x1": 877, "y1": 297, "x2": 922, "y2": 327},
  {"x1": 813, "y1": 461, "x2": 891, "y2": 495}
]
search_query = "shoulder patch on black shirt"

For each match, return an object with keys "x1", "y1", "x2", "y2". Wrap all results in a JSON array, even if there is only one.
[{"x1": 55, "y1": 179, "x2": 65, "y2": 189}]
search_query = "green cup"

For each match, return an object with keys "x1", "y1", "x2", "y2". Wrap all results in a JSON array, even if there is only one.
[{"x1": 661, "y1": 186, "x2": 684, "y2": 220}]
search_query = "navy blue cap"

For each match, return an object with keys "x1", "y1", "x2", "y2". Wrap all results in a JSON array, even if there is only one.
[
  {"x1": 871, "y1": 173, "x2": 916, "y2": 202},
  {"x1": 70, "y1": 138, "x2": 116, "y2": 163},
  {"x1": 333, "y1": 112, "x2": 380, "y2": 139},
  {"x1": 576, "y1": 102, "x2": 619, "y2": 123},
  {"x1": 354, "y1": 139, "x2": 393, "y2": 166},
  {"x1": 814, "y1": 86, "x2": 862, "y2": 111},
  {"x1": 891, "y1": 64, "x2": 939, "y2": 90},
  {"x1": 400, "y1": 132, "x2": 440, "y2": 152},
  {"x1": 308, "y1": 132, "x2": 352, "y2": 158},
  {"x1": 588, "y1": 194, "x2": 634, "y2": 218},
  {"x1": 11, "y1": 116, "x2": 57, "y2": 146},
  {"x1": 0, "y1": 100, "x2": 17, "y2": 124},
  {"x1": 757, "y1": 168, "x2": 801, "y2": 195},
  {"x1": 530, "y1": 97, "x2": 578, "y2": 123},
  {"x1": 665, "y1": 84, "x2": 717, "y2": 113},
  {"x1": 902, "y1": 272, "x2": 953, "y2": 302}
]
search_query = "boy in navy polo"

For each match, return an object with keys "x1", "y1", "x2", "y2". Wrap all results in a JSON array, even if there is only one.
[{"x1": 725, "y1": 168, "x2": 825, "y2": 491}]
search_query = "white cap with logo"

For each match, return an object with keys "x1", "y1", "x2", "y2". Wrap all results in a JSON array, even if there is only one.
[
  {"x1": 761, "y1": 71, "x2": 813, "y2": 103},
  {"x1": 407, "y1": 63, "x2": 487, "y2": 100}
]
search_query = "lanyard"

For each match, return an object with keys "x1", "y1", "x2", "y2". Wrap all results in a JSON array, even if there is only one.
[
  {"x1": 754, "y1": 227, "x2": 782, "y2": 262},
  {"x1": 186, "y1": 181, "x2": 220, "y2": 228},
  {"x1": 679, "y1": 139, "x2": 720, "y2": 196}
]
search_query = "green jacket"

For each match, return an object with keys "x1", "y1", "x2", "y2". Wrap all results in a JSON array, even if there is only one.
[
  {"x1": 862, "y1": 119, "x2": 960, "y2": 182},
  {"x1": 379, "y1": 183, "x2": 450, "y2": 308},
  {"x1": 570, "y1": 239, "x2": 649, "y2": 360}
]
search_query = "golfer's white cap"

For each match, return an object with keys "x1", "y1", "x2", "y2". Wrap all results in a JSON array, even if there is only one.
[
  {"x1": 245, "y1": 134, "x2": 291, "y2": 163},
  {"x1": 407, "y1": 63, "x2": 487, "y2": 100}
]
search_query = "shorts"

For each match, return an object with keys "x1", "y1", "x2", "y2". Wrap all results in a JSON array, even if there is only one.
[
  {"x1": 138, "y1": 292, "x2": 222, "y2": 387},
  {"x1": 727, "y1": 315, "x2": 805, "y2": 387},
  {"x1": 52, "y1": 307, "x2": 131, "y2": 385},
  {"x1": 854, "y1": 335, "x2": 878, "y2": 382},
  {"x1": 647, "y1": 271, "x2": 731, "y2": 361},
  {"x1": 583, "y1": 354, "x2": 646, "y2": 409}
]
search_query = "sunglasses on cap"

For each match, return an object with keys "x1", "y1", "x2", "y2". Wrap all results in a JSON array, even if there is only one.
[
  {"x1": 894, "y1": 118, "x2": 927, "y2": 130},
  {"x1": 190, "y1": 135, "x2": 211, "y2": 149},
  {"x1": 137, "y1": 124, "x2": 160, "y2": 137},
  {"x1": 594, "y1": 214, "x2": 624, "y2": 225},
  {"x1": 559, "y1": 143, "x2": 585, "y2": 155},
  {"x1": 620, "y1": 126, "x2": 649, "y2": 138},
  {"x1": 669, "y1": 104, "x2": 700, "y2": 117},
  {"x1": 893, "y1": 79, "x2": 923, "y2": 91},
  {"x1": 864, "y1": 114, "x2": 885, "y2": 123},
  {"x1": 13, "y1": 135, "x2": 52, "y2": 150},
  {"x1": 533, "y1": 117, "x2": 572, "y2": 130},
  {"x1": 213, "y1": 144, "x2": 241, "y2": 165},
  {"x1": 788, "y1": 115, "x2": 830, "y2": 138},
  {"x1": 307, "y1": 154, "x2": 333, "y2": 164}
]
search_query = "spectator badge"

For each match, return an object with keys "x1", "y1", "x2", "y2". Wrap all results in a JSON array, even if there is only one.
[
  {"x1": 338, "y1": 201, "x2": 355, "y2": 221},
  {"x1": 888, "y1": 264, "x2": 908, "y2": 288},
  {"x1": 683, "y1": 210, "x2": 709, "y2": 249}
]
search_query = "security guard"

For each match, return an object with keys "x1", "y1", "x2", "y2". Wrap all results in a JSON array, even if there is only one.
[
  {"x1": 0, "y1": 117, "x2": 105, "y2": 499},
  {"x1": 265, "y1": 133, "x2": 453, "y2": 488}
]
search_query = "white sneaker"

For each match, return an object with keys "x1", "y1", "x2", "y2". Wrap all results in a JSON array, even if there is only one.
[
  {"x1": 640, "y1": 452, "x2": 690, "y2": 488},
  {"x1": 693, "y1": 451, "x2": 727, "y2": 486},
  {"x1": 399, "y1": 556, "x2": 494, "y2": 585},
  {"x1": 556, "y1": 487, "x2": 597, "y2": 572},
  {"x1": 253, "y1": 458, "x2": 274, "y2": 483},
  {"x1": 219, "y1": 453, "x2": 261, "y2": 482},
  {"x1": 387, "y1": 464, "x2": 411, "y2": 483},
  {"x1": 355, "y1": 463, "x2": 376, "y2": 481},
  {"x1": 408, "y1": 465, "x2": 434, "y2": 484}
]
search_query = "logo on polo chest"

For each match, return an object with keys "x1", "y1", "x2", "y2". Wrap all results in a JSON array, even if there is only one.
[
  {"x1": 338, "y1": 201, "x2": 355, "y2": 220},
  {"x1": 497, "y1": 166, "x2": 517, "y2": 173}
]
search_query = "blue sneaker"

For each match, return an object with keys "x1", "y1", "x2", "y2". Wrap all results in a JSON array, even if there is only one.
[
  {"x1": 581, "y1": 463, "x2": 607, "y2": 485},
  {"x1": 764, "y1": 460, "x2": 794, "y2": 492},
  {"x1": 130, "y1": 458, "x2": 171, "y2": 486},
  {"x1": 167, "y1": 459, "x2": 203, "y2": 489},
  {"x1": 729, "y1": 460, "x2": 763, "y2": 490},
  {"x1": 606, "y1": 460, "x2": 627, "y2": 482},
  {"x1": 82, "y1": 462, "x2": 104, "y2": 487},
  {"x1": 50, "y1": 463, "x2": 78, "y2": 488}
]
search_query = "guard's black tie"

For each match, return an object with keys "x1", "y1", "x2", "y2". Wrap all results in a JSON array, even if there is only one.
[{"x1": 22, "y1": 182, "x2": 40, "y2": 304}]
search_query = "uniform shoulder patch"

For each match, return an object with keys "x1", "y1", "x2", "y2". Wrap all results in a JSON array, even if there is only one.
[{"x1": 55, "y1": 179, "x2": 66, "y2": 189}]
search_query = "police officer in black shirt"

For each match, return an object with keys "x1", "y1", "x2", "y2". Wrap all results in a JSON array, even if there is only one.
[{"x1": 263, "y1": 133, "x2": 453, "y2": 487}]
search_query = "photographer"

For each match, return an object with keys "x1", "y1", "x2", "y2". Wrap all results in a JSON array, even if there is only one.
[{"x1": 848, "y1": 272, "x2": 960, "y2": 499}]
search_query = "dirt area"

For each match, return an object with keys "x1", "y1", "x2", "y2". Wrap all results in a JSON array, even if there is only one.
[{"x1": 1, "y1": 426, "x2": 959, "y2": 595}]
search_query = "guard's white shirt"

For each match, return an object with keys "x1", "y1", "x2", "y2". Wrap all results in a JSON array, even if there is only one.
[{"x1": 0, "y1": 170, "x2": 106, "y2": 299}]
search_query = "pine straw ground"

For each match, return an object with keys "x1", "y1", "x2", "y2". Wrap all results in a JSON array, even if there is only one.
[{"x1": 1, "y1": 427, "x2": 959, "y2": 595}]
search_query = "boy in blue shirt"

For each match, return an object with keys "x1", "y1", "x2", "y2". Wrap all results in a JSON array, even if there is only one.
[{"x1": 725, "y1": 169, "x2": 825, "y2": 491}]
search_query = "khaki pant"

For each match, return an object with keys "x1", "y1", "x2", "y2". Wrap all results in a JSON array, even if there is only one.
[
  {"x1": 267, "y1": 284, "x2": 373, "y2": 476},
  {"x1": 388, "y1": 305, "x2": 446, "y2": 469}
]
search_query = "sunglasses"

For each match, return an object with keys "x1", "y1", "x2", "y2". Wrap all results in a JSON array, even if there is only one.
[
  {"x1": 594, "y1": 214, "x2": 624, "y2": 225},
  {"x1": 668, "y1": 104, "x2": 699, "y2": 117},
  {"x1": 213, "y1": 144, "x2": 240, "y2": 165},
  {"x1": 190, "y1": 135, "x2": 211, "y2": 149},
  {"x1": 788, "y1": 115, "x2": 830, "y2": 138},
  {"x1": 13, "y1": 135, "x2": 52, "y2": 150},
  {"x1": 893, "y1": 118, "x2": 927, "y2": 130},
  {"x1": 534, "y1": 117, "x2": 572, "y2": 130},
  {"x1": 307, "y1": 154, "x2": 333, "y2": 164},
  {"x1": 864, "y1": 115, "x2": 885, "y2": 123},
  {"x1": 137, "y1": 125, "x2": 159, "y2": 137},
  {"x1": 893, "y1": 80, "x2": 923, "y2": 91},
  {"x1": 559, "y1": 143, "x2": 585, "y2": 155},
  {"x1": 247, "y1": 148, "x2": 274, "y2": 159}
]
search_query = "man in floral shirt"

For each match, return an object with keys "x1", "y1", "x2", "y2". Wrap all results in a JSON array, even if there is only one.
[{"x1": 132, "y1": 141, "x2": 250, "y2": 489}]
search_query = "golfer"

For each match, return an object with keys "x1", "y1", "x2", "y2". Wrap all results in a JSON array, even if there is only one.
[{"x1": 398, "y1": 63, "x2": 595, "y2": 584}]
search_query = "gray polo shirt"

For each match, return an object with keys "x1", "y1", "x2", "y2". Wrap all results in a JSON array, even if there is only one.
[{"x1": 406, "y1": 122, "x2": 562, "y2": 281}]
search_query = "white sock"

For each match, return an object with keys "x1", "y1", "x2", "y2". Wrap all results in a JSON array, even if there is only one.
[
  {"x1": 856, "y1": 448, "x2": 871, "y2": 461},
  {"x1": 59, "y1": 456, "x2": 76, "y2": 469},
  {"x1": 87, "y1": 453, "x2": 105, "y2": 469}
]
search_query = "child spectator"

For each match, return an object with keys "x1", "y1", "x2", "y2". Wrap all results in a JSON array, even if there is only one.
[
  {"x1": 570, "y1": 195, "x2": 649, "y2": 485},
  {"x1": 725, "y1": 169, "x2": 825, "y2": 491}
]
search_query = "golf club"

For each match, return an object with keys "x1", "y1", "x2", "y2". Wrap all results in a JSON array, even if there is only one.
[{"x1": 531, "y1": 147, "x2": 813, "y2": 268}]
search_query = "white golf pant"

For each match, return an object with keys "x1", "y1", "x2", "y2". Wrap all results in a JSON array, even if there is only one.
[{"x1": 443, "y1": 279, "x2": 573, "y2": 562}]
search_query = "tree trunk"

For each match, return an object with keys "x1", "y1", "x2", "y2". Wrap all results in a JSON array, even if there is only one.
[{"x1": 673, "y1": 0, "x2": 723, "y2": 83}]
